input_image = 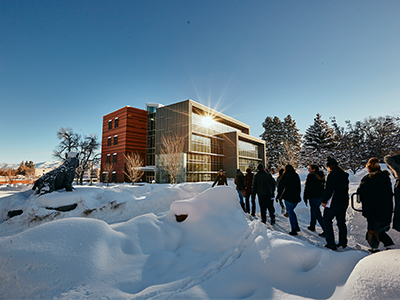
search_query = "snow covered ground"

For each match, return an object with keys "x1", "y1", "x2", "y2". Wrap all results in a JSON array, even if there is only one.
[{"x1": 1, "y1": 167, "x2": 399, "y2": 299}]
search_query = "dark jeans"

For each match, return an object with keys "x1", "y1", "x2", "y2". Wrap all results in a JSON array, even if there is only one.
[
  {"x1": 367, "y1": 219, "x2": 394, "y2": 247},
  {"x1": 285, "y1": 200, "x2": 298, "y2": 229},
  {"x1": 245, "y1": 193, "x2": 256, "y2": 215},
  {"x1": 323, "y1": 206, "x2": 347, "y2": 247},
  {"x1": 309, "y1": 198, "x2": 325, "y2": 231},
  {"x1": 258, "y1": 194, "x2": 275, "y2": 223}
]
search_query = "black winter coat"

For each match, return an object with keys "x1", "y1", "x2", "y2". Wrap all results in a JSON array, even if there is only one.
[
  {"x1": 303, "y1": 170, "x2": 325, "y2": 200},
  {"x1": 357, "y1": 170, "x2": 393, "y2": 228},
  {"x1": 252, "y1": 170, "x2": 275, "y2": 198},
  {"x1": 322, "y1": 167, "x2": 349, "y2": 208},
  {"x1": 244, "y1": 172, "x2": 254, "y2": 194},
  {"x1": 212, "y1": 173, "x2": 228, "y2": 187},
  {"x1": 384, "y1": 154, "x2": 400, "y2": 231},
  {"x1": 234, "y1": 172, "x2": 245, "y2": 190},
  {"x1": 277, "y1": 171, "x2": 301, "y2": 203}
]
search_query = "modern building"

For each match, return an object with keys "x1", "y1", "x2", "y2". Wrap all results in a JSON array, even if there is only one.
[{"x1": 101, "y1": 99, "x2": 266, "y2": 183}]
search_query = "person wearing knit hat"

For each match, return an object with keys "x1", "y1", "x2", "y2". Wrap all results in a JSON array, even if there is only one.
[
  {"x1": 357, "y1": 158, "x2": 395, "y2": 252},
  {"x1": 321, "y1": 157, "x2": 349, "y2": 250},
  {"x1": 384, "y1": 153, "x2": 400, "y2": 232}
]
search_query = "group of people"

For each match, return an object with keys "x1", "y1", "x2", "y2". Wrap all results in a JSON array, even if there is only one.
[{"x1": 212, "y1": 152, "x2": 400, "y2": 252}]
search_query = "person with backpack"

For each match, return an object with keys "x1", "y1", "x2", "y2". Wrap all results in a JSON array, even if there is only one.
[{"x1": 303, "y1": 164, "x2": 326, "y2": 237}]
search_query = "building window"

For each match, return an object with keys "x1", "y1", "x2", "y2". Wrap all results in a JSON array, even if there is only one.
[
  {"x1": 113, "y1": 153, "x2": 117, "y2": 164},
  {"x1": 113, "y1": 135, "x2": 118, "y2": 146},
  {"x1": 111, "y1": 172, "x2": 116, "y2": 182},
  {"x1": 115, "y1": 118, "x2": 119, "y2": 128},
  {"x1": 108, "y1": 120, "x2": 112, "y2": 130},
  {"x1": 107, "y1": 137, "x2": 111, "y2": 147},
  {"x1": 106, "y1": 154, "x2": 110, "y2": 164}
]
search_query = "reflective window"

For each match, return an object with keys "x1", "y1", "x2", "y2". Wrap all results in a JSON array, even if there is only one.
[{"x1": 238, "y1": 140, "x2": 258, "y2": 158}]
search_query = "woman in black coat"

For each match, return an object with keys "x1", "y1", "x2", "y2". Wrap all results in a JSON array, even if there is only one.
[
  {"x1": 277, "y1": 164, "x2": 301, "y2": 235},
  {"x1": 244, "y1": 167, "x2": 255, "y2": 215},
  {"x1": 358, "y1": 158, "x2": 394, "y2": 251}
]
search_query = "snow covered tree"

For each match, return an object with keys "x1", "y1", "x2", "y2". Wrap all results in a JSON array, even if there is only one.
[
  {"x1": 300, "y1": 113, "x2": 336, "y2": 168},
  {"x1": 281, "y1": 115, "x2": 302, "y2": 168},
  {"x1": 332, "y1": 119, "x2": 367, "y2": 174},
  {"x1": 260, "y1": 115, "x2": 302, "y2": 172},
  {"x1": 260, "y1": 116, "x2": 285, "y2": 172},
  {"x1": 361, "y1": 116, "x2": 400, "y2": 159}
]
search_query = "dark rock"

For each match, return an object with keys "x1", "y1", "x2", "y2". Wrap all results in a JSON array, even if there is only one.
[
  {"x1": 46, "y1": 203, "x2": 78, "y2": 212},
  {"x1": 8, "y1": 210, "x2": 23, "y2": 218}
]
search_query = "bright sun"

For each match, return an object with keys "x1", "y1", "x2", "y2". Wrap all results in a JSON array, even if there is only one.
[{"x1": 202, "y1": 115, "x2": 214, "y2": 127}]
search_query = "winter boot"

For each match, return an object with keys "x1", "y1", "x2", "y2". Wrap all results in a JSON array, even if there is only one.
[
  {"x1": 289, "y1": 229, "x2": 297, "y2": 236},
  {"x1": 307, "y1": 226, "x2": 316, "y2": 232}
]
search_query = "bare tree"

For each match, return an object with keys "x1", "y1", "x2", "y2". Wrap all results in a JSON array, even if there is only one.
[
  {"x1": 77, "y1": 134, "x2": 100, "y2": 185},
  {"x1": 53, "y1": 127, "x2": 81, "y2": 161},
  {"x1": 123, "y1": 152, "x2": 145, "y2": 185},
  {"x1": 159, "y1": 133, "x2": 185, "y2": 184},
  {"x1": 103, "y1": 163, "x2": 114, "y2": 186},
  {"x1": 6, "y1": 168, "x2": 16, "y2": 184}
]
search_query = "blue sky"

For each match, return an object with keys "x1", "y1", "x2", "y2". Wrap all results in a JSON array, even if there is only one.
[{"x1": 1, "y1": 0, "x2": 400, "y2": 164}]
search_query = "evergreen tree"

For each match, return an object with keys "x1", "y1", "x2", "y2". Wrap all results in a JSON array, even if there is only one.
[
  {"x1": 260, "y1": 115, "x2": 301, "y2": 172},
  {"x1": 300, "y1": 113, "x2": 336, "y2": 168},
  {"x1": 332, "y1": 119, "x2": 366, "y2": 174},
  {"x1": 281, "y1": 115, "x2": 302, "y2": 168},
  {"x1": 260, "y1": 116, "x2": 284, "y2": 172}
]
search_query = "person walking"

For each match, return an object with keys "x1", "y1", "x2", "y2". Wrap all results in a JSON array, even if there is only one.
[
  {"x1": 275, "y1": 168, "x2": 286, "y2": 214},
  {"x1": 252, "y1": 163, "x2": 276, "y2": 225},
  {"x1": 234, "y1": 169, "x2": 246, "y2": 212},
  {"x1": 384, "y1": 153, "x2": 400, "y2": 232},
  {"x1": 357, "y1": 158, "x2": 394, "y2": 252},
  {"x1": 321, "y1": 157, "x2": 349, "y2": 250},
  {"x1": 244, "y1": 167, "x2": 255, "y2": 215},
  {"x1": 304, "y1": 164, "x2": 326, "y2": 237},
  {"x1": 277, "y1": 164, "x2": 301, "y2": 235},
  {"x1": 212, "y1": 169, "x2": 228, "y2": 187}
]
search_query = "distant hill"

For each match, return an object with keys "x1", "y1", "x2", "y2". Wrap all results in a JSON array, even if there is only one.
[{"x1": 0, "y1": 161, "x2": 62, "y2": 170}]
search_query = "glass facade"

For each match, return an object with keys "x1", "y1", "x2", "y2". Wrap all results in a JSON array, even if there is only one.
[
  {"x1": 238, "y1": 140, "x2": 258, "y2": 158},
  {"x1": 146, "y1": 112, "x2": 156, "y2": 166},
  {"x1": 186, "y1": 113, "x2": 232, "y2": 182},
  {"x1": 238, "y1": 140, "x2": 260, "y2": 172},
  {"x1": 192, "y1": 113, "x2": 240, "y2": 136}
]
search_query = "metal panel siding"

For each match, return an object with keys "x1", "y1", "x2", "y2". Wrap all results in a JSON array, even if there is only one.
[{"x1": 101, "y1": 106, "x2": 147, "y2": 182}]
